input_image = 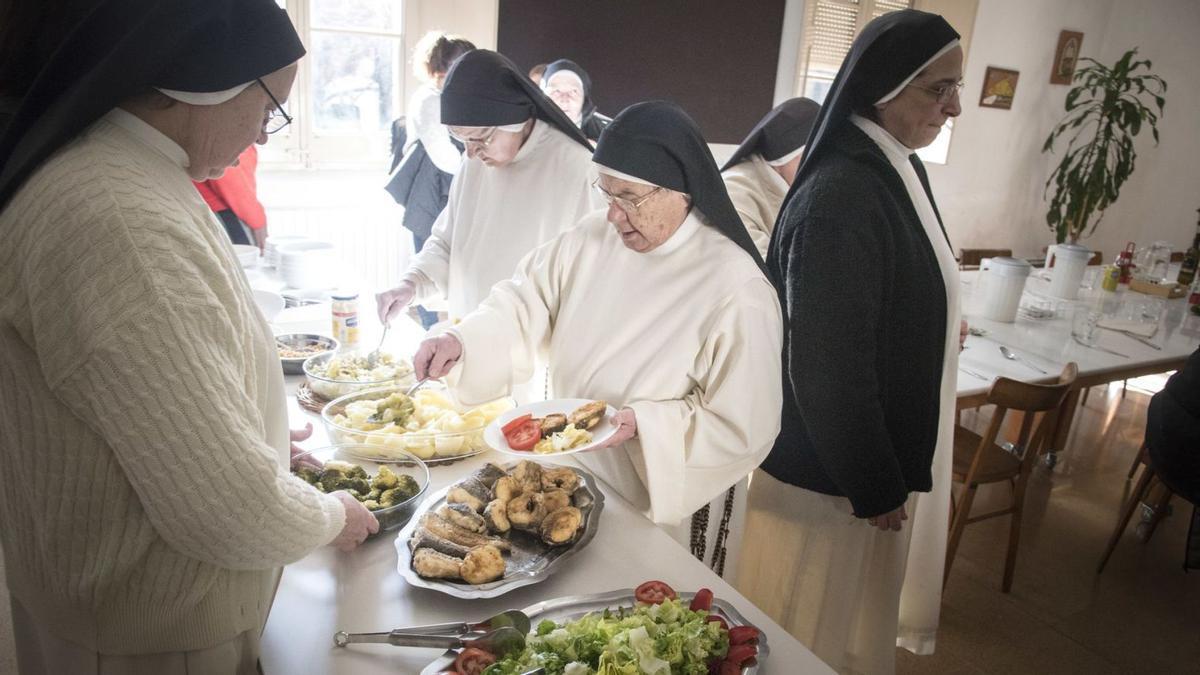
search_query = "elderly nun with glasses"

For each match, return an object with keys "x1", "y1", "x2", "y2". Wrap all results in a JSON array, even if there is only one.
[
  {"x1": 736, "y1": 10, "x2": 967, "y2": 673},
  {"x1": 0, "y1": 1, "x2": 380, "y2": 673},
  {"x1": 412, "y1": 101, "x2": 783, "y2": 578},
  {"x1": 376, "y1": 50, "x2": 603, "y2": 332}
]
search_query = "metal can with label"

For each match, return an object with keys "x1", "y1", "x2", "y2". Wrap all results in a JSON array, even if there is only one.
[
  {"x1": 331, "y1": 291, "x2": 359, "y2": 346},
  {"x1": 1100, "y1": 265, "x2": 1120, "y2": 292}
]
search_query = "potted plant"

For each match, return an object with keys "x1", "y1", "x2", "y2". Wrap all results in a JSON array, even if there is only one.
[{"x1": 1042, "y1": 48, "x2": 1167, "y2": 244}]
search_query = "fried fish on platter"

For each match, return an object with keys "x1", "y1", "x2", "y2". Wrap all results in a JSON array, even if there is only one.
[
  {"x1": 418, "y1": 513, "x2": 512, "y2": 552},
  {"x1": 460, "y1": 545, "x2": 506, "y2": 584},
  {"x1": 412, "y1": 547, "x2": 463, "y2": 580},
  {"x1": 437, "y1": 503, "x2": 488, "y2": 534}
]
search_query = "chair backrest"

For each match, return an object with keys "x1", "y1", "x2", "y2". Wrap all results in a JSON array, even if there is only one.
[
  {"x1": 960, "y1": 248, "x2": 1013, "y2": 269},
  {"x1": 970, "y1": 363, "x2": 1079, "y2": 478}
]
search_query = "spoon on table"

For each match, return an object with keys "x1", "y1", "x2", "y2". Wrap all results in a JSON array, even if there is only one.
[
  {"x1": 332, "y1": 626, "x2": 526, "y2": 654},
  {"x1": 999, "y1": 346, "x2": 1048, "y2": 374}
]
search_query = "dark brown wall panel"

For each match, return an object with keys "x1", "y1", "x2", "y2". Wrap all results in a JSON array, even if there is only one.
[{"x1": 497, "y1": 0, "x2": 786, "y2": 143}]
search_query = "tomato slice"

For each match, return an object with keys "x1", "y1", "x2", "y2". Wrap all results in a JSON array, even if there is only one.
[
  {"x1": 728, "y1": 625, "x2": 760, "y2": 645},
  {"x1": 505, "y1": 419, "x2": 542, "y2": 451},
  {"x1": 705, "y1": 614, "x2": 729, "y2": 631},
  {"x1": 500, "y1": 414, "x2": 532, "y2": 436},
  {"x1": 635, "y1": 580, "x2": 677, "y2": 604},
  {"x1": 724, "y1": 644, "x2": 758, "y2": 668},
  {"x1": 689, "y1": 588, "x2": 714, "y2": 612},
  {"x1": 453, "y1": 647, "x2": 496, "y2": 675}
]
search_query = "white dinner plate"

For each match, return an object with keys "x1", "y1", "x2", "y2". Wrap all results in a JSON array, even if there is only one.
[{"x1": 484, "y1": 399, "x2": 617, "y2": 461}]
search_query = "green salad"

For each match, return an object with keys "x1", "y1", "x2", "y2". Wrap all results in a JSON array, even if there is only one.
[{"x1": 483, "y1": 598, "x2": 729, "y2": 675}]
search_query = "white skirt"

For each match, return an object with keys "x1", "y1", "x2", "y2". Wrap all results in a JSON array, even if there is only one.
[{"x1": 735, "y1": 471, "x2": 920, "y2": 675}]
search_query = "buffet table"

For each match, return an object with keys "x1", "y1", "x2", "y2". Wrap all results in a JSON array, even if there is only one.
[{"x1": 258, "y1": 302, "x2": 835, "y2": 674}]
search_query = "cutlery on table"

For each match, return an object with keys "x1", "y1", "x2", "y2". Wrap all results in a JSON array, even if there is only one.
[
  {"x1": 333, "y1": 626, "x2": 526, "y2": 654},
  {"x1": 999, "y1": 346, "x2": 1049, "y2": 375},
  {"x1": 958, "y1": 366, "x2": 990, "y2": 381},
  {"x1": 1072, "y1": 336, "x2": 1130, "y2": 359},
  {"x1": 1100, "y1": 327, "x2": 1162, "y2": 351},
  {"x1": 370, "y1": 610, "x2": 531, "y2": 638}
]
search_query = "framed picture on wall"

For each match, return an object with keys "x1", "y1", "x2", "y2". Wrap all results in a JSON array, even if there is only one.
[
  {"x1": 1051, "y1": 30, "x2": 1084, "y2": 85},
  {"x1": 979, "y1": 66, "x2": 1019, "y2": 110}
]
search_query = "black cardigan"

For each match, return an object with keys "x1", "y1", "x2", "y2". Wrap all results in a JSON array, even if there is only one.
[{"x1": 761, "y1": 122, "x2": 949, "y2": 518}]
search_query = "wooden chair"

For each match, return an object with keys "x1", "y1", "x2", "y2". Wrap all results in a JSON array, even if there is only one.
[
  {"x1": 959, "y1": 248, "x2": 1012, "y2": 270},
  {"x1": 944, "y1": 362, "x2": 1078, "y2": 592}
]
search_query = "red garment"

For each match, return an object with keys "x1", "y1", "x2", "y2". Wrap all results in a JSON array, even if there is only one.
[{"x1": 194, "y1": 145, "x2": 266, "y2": 230}]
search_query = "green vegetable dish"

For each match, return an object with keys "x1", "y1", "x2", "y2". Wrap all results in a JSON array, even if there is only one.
[
  {"x1": 483, "y1": 598, "x2": 728, "y2": 675},
  {"x1": 293, "y1": 460, "x2": 419, "y2": 511}
]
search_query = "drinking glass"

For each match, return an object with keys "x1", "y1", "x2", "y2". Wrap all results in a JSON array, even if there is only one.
[{"x1": 1072, "y1": 306, "x2": 1102, "y2": 345}]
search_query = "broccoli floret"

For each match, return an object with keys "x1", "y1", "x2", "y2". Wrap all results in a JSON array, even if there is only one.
[
  {"x1": 293, "y1": 466, "x2": 321, "y2": 486},
  {"x1": 347, "y1": 465, "x2": 369, "y2": 480},
  {"x1": 395, "y1": 474, "x2": 420, "y2": 499},
  {"x1": 361, "y1": 500, "x2": 381, "y2": 511},
  {"x1": 366, "y1": 488, "x2": 382, "y2": 501},
  {"x1": 371, "y1": 465, "x2": 400, "y2": 491}
]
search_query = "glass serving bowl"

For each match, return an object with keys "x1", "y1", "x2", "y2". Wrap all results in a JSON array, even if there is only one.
[
  {"x1": 320, "y1": 384, "x2": 515, "y2": 463},
  {"x1": 290, "y1": 443, "x2": 429, "y2": 538},
  {"x1": 302, "y1": 348, "x2": 415, "y2": 400},
  {"x1": 276, "y1": 333, "x2": 339, "y2": 375}
]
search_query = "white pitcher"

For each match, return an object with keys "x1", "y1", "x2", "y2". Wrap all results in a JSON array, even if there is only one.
[
  {"x1": 1047, "y1": 243, "x2": 1092, "y2": 299},
  {"x1": 978, "y1": 257, "x2": 1032, "y2": 322}
]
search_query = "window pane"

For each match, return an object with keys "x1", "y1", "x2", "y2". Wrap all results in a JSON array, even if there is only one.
[
  {"x1": 916, "y1": 118, "x2": 953, "y2": 165},
  {"x1": 312, "y1": 0, "x2": 402, "y2": 32},
  {"x1": 311, "y1": 31, "x2": 399, "y2": 134}
]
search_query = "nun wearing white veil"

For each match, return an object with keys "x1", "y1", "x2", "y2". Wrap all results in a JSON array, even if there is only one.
[
  {"x1": 412, "y1": 101, "x2": 783, "y2": 580},
  {"x1": 736, "y1": 10, "x2": 964, "y2": 674}
]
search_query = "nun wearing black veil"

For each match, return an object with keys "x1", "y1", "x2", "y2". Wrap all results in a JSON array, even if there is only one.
[
  {"x1": 540, "y1": 58, "x2": 613, "y2": 140},
  {"x1": 721, "y1": 97, "x2": 821, "y2": 256},
  {"x1": 377, "y1": 50, "x2": 603, "y2": 335},
  {"x1": 736, "y1": 10, "x2": 964, "y2": 673},
  {"x1": 412, "y1": 101, "x2": 783, "y2": 578},
  {"x1": 0, "y1": 2, "x2": 377, "y2": 672}
]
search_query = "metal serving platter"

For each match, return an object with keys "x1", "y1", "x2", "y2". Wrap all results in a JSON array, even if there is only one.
[
  {"x1": 395, "y1": 463, "x2": 605, "y2": 599},
  {"x1": 420, "y1": 588, "x2": 768, "y2": 674}
]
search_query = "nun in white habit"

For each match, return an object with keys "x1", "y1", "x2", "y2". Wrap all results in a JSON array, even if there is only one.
[
  {"x1": 413, "y1": 102, "x2": 783, "y2": 579},
  {"x1": 720, "y1": 97, "x2": 821, "y2": 257},
  {"x1": 736, "y1": 10, "x2": 964, "y2": 674},
  {"x1": 377, "y1": 50, "x2": 603, "y2": 326}
]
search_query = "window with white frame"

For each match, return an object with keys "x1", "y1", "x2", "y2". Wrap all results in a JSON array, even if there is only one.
[
  {"x1": 794, "y1": 0, "x2": 955, "y2": 164},
  {"x1": 263, "y1": 0, "x2": 404, "y2": 168}
]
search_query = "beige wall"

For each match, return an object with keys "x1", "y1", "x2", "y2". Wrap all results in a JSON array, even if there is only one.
[{"x1": 927, "y1": 0, "x2": 1200, "y2": 260}]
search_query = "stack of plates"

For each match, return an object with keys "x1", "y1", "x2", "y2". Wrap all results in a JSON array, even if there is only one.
[
  {"x1": 264, "y1": 235, "x2": 310, "y2": 269},
  {"x1": 277, "y1": 240, "x2": 336, "y2": 290},
  {"x1": 232, "y1": 244, "x2": 259, "y2": 268}
]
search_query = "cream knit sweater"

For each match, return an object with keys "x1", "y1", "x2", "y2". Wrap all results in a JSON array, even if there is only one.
[{"x1": 0, "y1": 110, "x2": 345, "y2": 654}]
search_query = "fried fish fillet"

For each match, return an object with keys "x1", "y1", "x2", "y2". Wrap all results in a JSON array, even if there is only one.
[{"x1": 418, "y1": 513, "x2": 512, "y2": 552}]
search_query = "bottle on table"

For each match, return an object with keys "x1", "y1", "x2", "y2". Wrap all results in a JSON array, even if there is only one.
[
  {"x1": 1115, "y1": 241, "x2": 1136, "y2": 285},
  {"x1": 331, "y1": 291, "x2": 359, "y2": 347},
  {"x1": 1176, "y1": 209, "x2": 1200, "y2": 286}
]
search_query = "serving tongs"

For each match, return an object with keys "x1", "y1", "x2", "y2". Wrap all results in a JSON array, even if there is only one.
[
  {"x1": 391, "y1": 609, "x2": 532, "y2": 638},
  {"x1": 332, "y1": 625, "x2": 525, "y2": 653}
]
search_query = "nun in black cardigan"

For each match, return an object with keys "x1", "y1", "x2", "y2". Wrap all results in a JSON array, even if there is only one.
[{"x1": 735, "y1": 10, "x2": 966, "y2": 673}]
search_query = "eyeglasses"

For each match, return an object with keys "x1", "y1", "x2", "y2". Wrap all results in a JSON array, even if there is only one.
[
  {"x1": 448, "y1": 126, "x2": 499, "y2": 150},
  {"x1": 545, "y1": 86, "x2": 583, "y2": 102},
  {"x1": 592, "y1": 178, "x2": 663, "y2": 214},
  {"x1": 907, "y1": 80, "x2": 964, "y2": 104},
  {"x1": 257, "y1": 78, "x2": 292, "y2": 134}
]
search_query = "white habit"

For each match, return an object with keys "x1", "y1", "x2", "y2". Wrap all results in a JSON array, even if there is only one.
[
  {"x1": 722, "y1": 153, "x2": 789, "y2": 258},
  {"x1": 401, "y1": 119, "x2": 602, "y2": 320},
  {"x1": 736, "y1": 115, "x2": 959, "y2": 673},
  {"x1": 447, "y1": 210, "x2": 783, "y2": 575}
]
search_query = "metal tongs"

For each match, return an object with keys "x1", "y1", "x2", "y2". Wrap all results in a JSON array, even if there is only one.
[
  {"x1": 333, "y1": 625, "x2": 525, "y2": 654},
  {"x1": 333, "y1": 609, "x2": 531, "y2": 648}
]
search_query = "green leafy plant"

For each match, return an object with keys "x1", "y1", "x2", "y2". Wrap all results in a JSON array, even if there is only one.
[{"x1": 1043, "y1": 48, "x2": 1166, "y2": 243}]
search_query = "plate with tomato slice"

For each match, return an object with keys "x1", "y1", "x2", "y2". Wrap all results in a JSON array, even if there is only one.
[
  {"x1": 421, "y1": 582, "x2": 768, "y2": 674},
  {"x1": 484, "y1": 399, "x2": 619, "y2": 461}
]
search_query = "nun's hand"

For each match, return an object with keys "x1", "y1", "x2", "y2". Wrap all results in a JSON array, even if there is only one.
[
  {"x1": 593, "y1": 407, "x2": 637, "y2": 450},
  {"x1": 289, "y1": 422, "x2": 323, "y2": 470},
  {"x1": 413, "y1": 333, "x2": 463, "y2": 380},
  {"x1": 330, "y1": 491, "x2": 379, "y2": 551},
  {"x1": 959, "y1": 320, "x2": 969, "y2": 352},
  {"x1": 866, "y1": 504, "x2": 908, "y2": 532},
  {"x1": 376, "y1": 281, "x2": 417, "y2": 325}
]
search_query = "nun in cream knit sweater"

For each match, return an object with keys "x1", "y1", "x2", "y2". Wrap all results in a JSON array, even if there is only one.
[{"x1": 0, "y1": 2, "x2": 375, "y2": 672}]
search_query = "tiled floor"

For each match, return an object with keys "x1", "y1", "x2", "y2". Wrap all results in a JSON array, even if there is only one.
[
  {"x1": 0, "y1": 379, "x2": 1195, "y2": 674},
  {"x1": 898, "y1": 377, "x2": 1200, "y2": 675}
]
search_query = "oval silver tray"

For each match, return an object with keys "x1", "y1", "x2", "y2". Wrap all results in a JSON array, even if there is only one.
[
  {"x1": 395, "y1": 463, "x2": 605, "y2": 599},
  {"x1": 420, "y1": 588, "x2": 769, "y2": 674}
]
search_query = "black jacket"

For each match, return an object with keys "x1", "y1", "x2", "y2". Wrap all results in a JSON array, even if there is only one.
[
  {"x1": 1147, "y1": 347, "x2": 1200, "y2": 504},
  {"x1": 384, "y1": 137, "x2": 456, "y2": 241},
  {"x1": 762, "y1": 122, "x2": 949, "y2": 518}
]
